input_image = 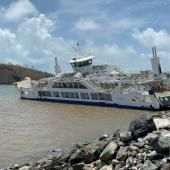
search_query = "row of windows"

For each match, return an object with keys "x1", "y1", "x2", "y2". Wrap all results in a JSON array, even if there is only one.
[
  {"x1": 38, "y1": 91, "x2": 52, "y2": 97},
  {"x1": 38, "y1": 91, "x2": 112, "y2": 101},
  {"x1": 91, "y1": 93, "x2": 112, "y2": 101},
  {"x1": 61, "y1": 92, "x2": 79, "y2": 99},
  {"x1": 52, "y1": 82, "x2": 87, "y2": 89},
  {"x1": 71, "y1": 59, "x2": 92, "y2": 68}
]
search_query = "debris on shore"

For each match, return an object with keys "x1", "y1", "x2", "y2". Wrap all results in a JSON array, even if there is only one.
[{"x1": 5, "y1": 111, "x2": 170, "y2": 170}]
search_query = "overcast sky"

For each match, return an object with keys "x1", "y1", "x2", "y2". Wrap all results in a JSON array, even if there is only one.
[{"x1": 0, "y1": 0, "x2": 170, "y2": 73}]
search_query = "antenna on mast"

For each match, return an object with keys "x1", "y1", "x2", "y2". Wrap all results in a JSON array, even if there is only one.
[
  {"x1": 72, "y1": 42, "x2": 82, "y2": 58},
  {"x1": 72, "y1": 46, "x2": 77, "y2": 56},
  {"x1": 76, "y1": 42, "x2": 83, "y2": 57}
]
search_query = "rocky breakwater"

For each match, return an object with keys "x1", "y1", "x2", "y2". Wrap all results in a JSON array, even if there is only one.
[{"x1": 6, "y1": 111, "x2": 170, "y2": 170}]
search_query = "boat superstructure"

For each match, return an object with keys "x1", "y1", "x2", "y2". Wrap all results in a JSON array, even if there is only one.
[{"x1": 16, "y1": 45, "x2": 170, "y2": 110}]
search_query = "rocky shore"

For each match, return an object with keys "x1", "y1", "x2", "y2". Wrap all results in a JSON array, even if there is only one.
[{"x1": 5, "y1": 111, "x2": 170, "y2": 170}]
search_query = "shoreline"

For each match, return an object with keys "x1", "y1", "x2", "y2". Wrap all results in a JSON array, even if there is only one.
[{"x1": 4, "y1": 111, "x2": 170, "y2": 170}]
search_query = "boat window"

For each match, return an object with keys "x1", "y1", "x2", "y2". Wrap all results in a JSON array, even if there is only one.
[
  {"x1": 105, "y1": 94, "x2": 112, "y2": 101},
  {"x1": 69, "y1": 92, "x2": 75, "y2": 98},
  {"x1": 73, "y1": 82, "x2": 78, "y2": 88},
  {"x1": 91, "y1": 93, "x2": 99, "y2": 100},
  {"x1": 52, "y1": 82, "x2": 59, "y2": 88},
  {"x1": 61, "y1": 92, "x2": 65, "y2": 98},
  {"x1": 58, "y1": 82, "x2": 63, "y2": 88},
  {"x1": 78, "y1": 82, "x2": 87, "y2": 89},
  {"x1": 39, "y1": 91, "x2": 52, "y2": 97},
  {"x1": 38, "y1": 91, "x2": 42, "y2": 96},
  {"x1": 74, "y1": 60, "x2": 92, "y2": 68},
  {"x1": 74, "y1": 92, "x2": 79, "y2": 98},
  {"x1": 61, "y1": 92, "x2": 79, "y2": 99},
  {"x1": 81, "y1": 93, "x2": 89, "y2": 99},
  {"x1": 41, "y1": 91, "x2": 45, "y2": 96},
  {"x1": 99, "y1": 93, "x2": 105, "y2": 100},
  {"x1": 68, "y1": 82, "x2": 73, "y2": 88},
  {"x1": 63, "y1": 82, "x2": 67, "y2": 88},
  {"x1": 65, "y1": 92, "x2": 69, "y2": 98},
  {"x1": 45, "y1": 91, "x2": 52, "y2": 97},
  {"x1": 61, "y1": 92, "x2": 69, "y2": 98},
  {"x1": 53, "y1": 91, "x2": 60, "y2": 97}
]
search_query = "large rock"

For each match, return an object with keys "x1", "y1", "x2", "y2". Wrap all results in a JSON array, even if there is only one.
[
  {"x1": 153, "y1": 118, "x2": 170, "y2": 129},
  {"x1": 152, "y1": 130, "x2": 170, "y2": 154},
  {"x1": 112, "y1": 159, "x2": 119, "y2": 166},
  {"x1": 143, "y1": 132, "x2": 159, "y2": 144},
  {"x1": 129, "y1": 115, "x2": 156, "y2": 139},
  {"x1": 161, "y1": 163, "x2": 170, "y2": 170},
  {"x1": 116, "y1": 146, "x2": 128, "y2": 161},
  {"x1": 69, "y1": 148, "x2": 85, "y2": 165},
  {"x1": 72, "y1": 162, "x2": 85, "y2": 170},
  {"x1": 100, "y1": 165, "x2": 113, "y2": 170},
  {"x1": 19, "y1": 166, "x2": 30, "y2": 170},
  {"x1": 119, "y1": 131, "x2": 132, "y2": 143},
  {"x1": 100, "y1": 141, "x2": 118, "y2": 161},
  {"x1": 69, "y1": 138, "x2": 110, "y2": 165},
  {"x1": 143, "y1": 160, "x2": 158, "y2": 170}
]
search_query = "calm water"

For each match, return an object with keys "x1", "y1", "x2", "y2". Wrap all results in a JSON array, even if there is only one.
[{"x1": 0, "y1": 85, "x2": 146, "y2": 167}]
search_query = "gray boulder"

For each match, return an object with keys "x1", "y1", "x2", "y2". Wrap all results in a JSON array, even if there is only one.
[
  {"x1": 129, "y1": 115, "x2": 156, "y2": 139},
  {"x1": 69, "y1": 138, "x2": 110, "y2": 165},
  {"x1": 143, "y1": 160, "x2": 158, "y2": 170},
  {"x1": 119, "y1": 131, "x2": 132, "y2": 143},
  {"x1": 112, "y1": 159, "x2": 119, "y2": 166},
  {"x1": 116, "y1": 146, "x2": 128, "y2": 161},
  {"x1": 19, "y1": 166, "x2": 30, "y2": 170},
  {"x1": 69, "y1": 148, "x2": 84, "y2": 165},
  {"x1": 72, "y1": 162, "x2": 85, "y2": 170},
  {"x1": 100, "y1": 141, "x2": 118, "y2": 161},
  {"x1": 153, "y1": 118, "x2": 170, "y2": 129},
  {"x1": 100, "y1": 165, "x2": 113, "y2": 170},
  {"x1": 152, "y1": 130, "x2": 170, "y2": 154},
  {"x1": 161, "y1": 163, "x2": 170, "y2": 170}
]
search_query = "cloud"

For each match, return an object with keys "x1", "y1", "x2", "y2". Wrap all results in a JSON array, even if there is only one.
[
  {"x1": 0, "y1": 0, "x2": 38, "y2": 22},
  {"x1": 110, "y1": 18, "x2": 143, "y2": 33},
  {"x1": 132, "y1": 27, "x2": 170, "y2": 71},
  {"x1": 0, "y1": 14, "x2": 74, "y2": 73},
  {"x1": 74, "y1": 18, "x2": 99, "y2": 31},
  {"x1": 132, "y1": 28, "x2": 170, "y2": 49},
  {"x1": 82, "y1": 40, "x2": 148, "y2": 70},
  {"x1": 17, "y1": 14, "x2": 56, "y2": 40}
]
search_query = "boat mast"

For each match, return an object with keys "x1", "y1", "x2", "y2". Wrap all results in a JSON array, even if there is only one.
[
  {"x1": 55, "y1": 57, "x2": 61, "y2": 75},
  {"x1": 151, "y1": 46, "x2": 162, "y2": 78}
]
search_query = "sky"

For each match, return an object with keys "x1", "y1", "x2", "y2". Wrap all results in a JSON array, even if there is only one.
[{"x1": 0, "y1": 0, "x2": 170, "y2": 73}]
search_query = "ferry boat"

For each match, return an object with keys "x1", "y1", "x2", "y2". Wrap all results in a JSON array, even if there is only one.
[{"x1": 16, "y1": 45, "x2": 170, "y2": 110}]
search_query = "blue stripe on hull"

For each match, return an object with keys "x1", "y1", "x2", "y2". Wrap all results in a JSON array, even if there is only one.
[{"x1": 21, "y1": 97, "x2": 159, "y2": 111}]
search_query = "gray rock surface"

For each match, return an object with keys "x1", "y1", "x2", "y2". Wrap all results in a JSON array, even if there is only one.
[
  {"x1": 143, "y1": 160, "x2": 158, "y2": 170},
  {"x1": 119, "y1": 131, "x2": 132, "y2": 143},
  {"x1": 152, "y1": 130, "x2": 170, "y2": 154},
  {"x1": 129, "y1": 115, "x2": 156, "y2": 139},
  {"x1": 100, "y1": 141, "x2": 118, "y2": 161}
]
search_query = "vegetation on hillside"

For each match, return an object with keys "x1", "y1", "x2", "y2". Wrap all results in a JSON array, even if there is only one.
[{"x1": 0, "y1": 64, "x2": 53, "y2": 84}]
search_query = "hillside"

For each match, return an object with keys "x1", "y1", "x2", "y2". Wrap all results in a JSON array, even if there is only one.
[{"x1": 0, "y1": 64, "x2": 53, "y2": 84}]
